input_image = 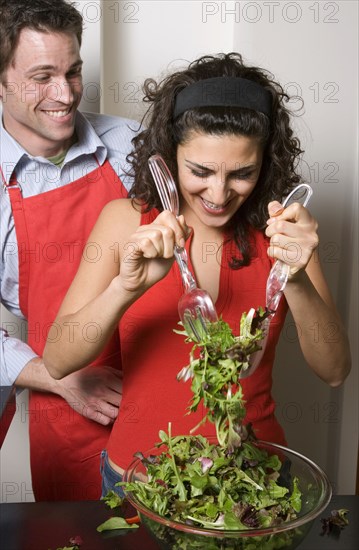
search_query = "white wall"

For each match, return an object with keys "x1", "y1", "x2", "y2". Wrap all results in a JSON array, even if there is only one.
[
  {"x1": 1, "y1": 0, "x2": 358, "y2": 501},
  {"x1": 100, "y1": 0, "x2": 235, "y2": 117}
]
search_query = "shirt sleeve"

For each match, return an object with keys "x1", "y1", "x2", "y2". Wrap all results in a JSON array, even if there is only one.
[{"x1": 0, "y1": 328, "x2": 38, "y2": 386}]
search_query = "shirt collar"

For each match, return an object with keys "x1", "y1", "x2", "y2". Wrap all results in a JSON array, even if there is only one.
[
  {"x1": 0, "y1": 109, "x2": 107, "y2": 184},
  {"x1": 65, "y1": 111, "x2": 107, "y2": 165}
]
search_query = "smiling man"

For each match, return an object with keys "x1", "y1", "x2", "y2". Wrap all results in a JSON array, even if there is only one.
[
  {"x1": 0, "y1": 0, "x2": 139, "y2": 501},
  {"x1": 2, "y1": 29, "x2": 84, "y2": 157}
]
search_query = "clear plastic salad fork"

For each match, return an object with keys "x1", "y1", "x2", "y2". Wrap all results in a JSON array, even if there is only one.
[
  {"x1": 241, "y1": 183, "x2": 313, "y2": 378},
  {"x1": 148, "y1": 154, "x2": 218, "y2": 341},
  {"x1": 266, "y1": 183, "x2": 313, "y2": 312}
]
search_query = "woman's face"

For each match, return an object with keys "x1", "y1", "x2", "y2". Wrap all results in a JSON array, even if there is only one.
[{"x1": 177, "y1": 131, "x2": 263, "y2": 229}]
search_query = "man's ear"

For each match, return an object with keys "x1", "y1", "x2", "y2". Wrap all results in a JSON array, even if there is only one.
[{"x1": 0, "y1": 77, "x2": 7, "y2": 102}]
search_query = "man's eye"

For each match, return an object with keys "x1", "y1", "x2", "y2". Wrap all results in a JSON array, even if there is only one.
[
  {"x1": 67, "y1": 68, "x2": 82, "y2": 79},
  {"x1": 33, "y1": 75, "x2": 50, "y2": 82}
]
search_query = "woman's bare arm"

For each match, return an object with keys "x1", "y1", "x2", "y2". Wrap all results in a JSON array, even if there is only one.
[{"x1": 43, "y1": 200, "x2": 188, "y2": 378}]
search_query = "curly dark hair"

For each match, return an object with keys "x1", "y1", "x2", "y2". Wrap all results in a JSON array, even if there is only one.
[
  {"x1": 129, "y1": 52, "x2": 303, "y2": 268},
  {"x1": 0, "y1": 0, "x2": 83, "y2": 80}
]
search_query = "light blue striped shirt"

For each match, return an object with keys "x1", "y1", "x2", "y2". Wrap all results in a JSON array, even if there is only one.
[{"x1": 0, "y1": 110, "x2": 140, "y2": 384}]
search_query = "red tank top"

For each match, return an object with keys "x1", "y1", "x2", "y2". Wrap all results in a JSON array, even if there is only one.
[{"x1": 107, "y1": 209, "x2": 288, "y2": 469}]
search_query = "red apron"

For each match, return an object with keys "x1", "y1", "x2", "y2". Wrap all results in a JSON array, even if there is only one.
[{"x1": 3, "y1": 158, "x2": 127, "y2": 501}]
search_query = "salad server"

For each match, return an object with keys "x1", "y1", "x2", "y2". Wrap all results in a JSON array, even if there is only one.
[
  {"x1": 148, "y1": 154, "x2": 218, "y2": 341},
  {"x1": 241, "y1": 183, "x2": 313, "y2": 378}
]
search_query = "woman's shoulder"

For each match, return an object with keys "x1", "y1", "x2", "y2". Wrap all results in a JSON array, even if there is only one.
[
  {"x1": 96, "y1": 199, "x2": 162, "y2": 243},
  {"x1": 101, "y1": 199, "x2": 160, "y2": 225},
  {"x1": 88, "y1": 198, "x2": 142, "y2": 248},
  {"x1": 101, "y1": 197, "x2": 140, "y2": 216}
]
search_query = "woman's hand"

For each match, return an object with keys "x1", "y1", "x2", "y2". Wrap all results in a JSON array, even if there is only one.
[
  {"x1": 265, "y1": 201, "x2": 319, "y2": 278},
  {"x1": 116, "y1": 210, "x2": 190, "y2": 295}
]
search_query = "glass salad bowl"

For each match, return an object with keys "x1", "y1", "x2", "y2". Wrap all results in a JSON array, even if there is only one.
[{"x1": 123, "y1": 439, "x2": 332, "y2": 550}]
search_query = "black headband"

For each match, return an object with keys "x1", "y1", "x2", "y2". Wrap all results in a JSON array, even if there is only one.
[{"x1": 173, "y1": 76, "x2": 272, "y2": 119}]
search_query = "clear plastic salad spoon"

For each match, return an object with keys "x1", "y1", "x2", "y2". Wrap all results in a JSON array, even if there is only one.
[
  {"x1": 148, "y1": 154, "x2": 218, "y2": 341},
  {"x1": 240, "y1": 183, "x2": 313, "y2": 379}
]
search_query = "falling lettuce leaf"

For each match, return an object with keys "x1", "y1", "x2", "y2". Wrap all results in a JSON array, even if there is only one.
[{"x1": 176, "y1": 311, "x2": 270, "y2": 450}]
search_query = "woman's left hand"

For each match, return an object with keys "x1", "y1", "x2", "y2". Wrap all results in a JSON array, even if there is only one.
[{"x1": 265, "y1": 201, "x2": 319, "y2": 278}]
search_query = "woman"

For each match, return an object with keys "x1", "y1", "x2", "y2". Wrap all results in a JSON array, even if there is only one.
[{"x1": 43, "y1": 53, "x2": 351, "y2": 495}]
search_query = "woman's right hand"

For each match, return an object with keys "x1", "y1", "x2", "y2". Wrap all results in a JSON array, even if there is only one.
[{"x1": 117, "y1": 210, "x2": 190, "y2": 295}]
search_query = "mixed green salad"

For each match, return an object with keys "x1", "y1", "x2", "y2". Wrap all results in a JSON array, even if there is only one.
[
  {"x1": 120, "y1": 308, "x2": 303, "y2": 533},
  {"x1": 125, "y1": 430, "x2": 301, "y2": 530}
]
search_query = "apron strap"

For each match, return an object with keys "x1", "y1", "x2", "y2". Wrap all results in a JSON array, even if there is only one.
[
  {"x1": 1, "y1": 164, "x2": 19, "y2": 190},
  {"x1": 1, "y1": 167, "x2": 31, "y2": 318}
]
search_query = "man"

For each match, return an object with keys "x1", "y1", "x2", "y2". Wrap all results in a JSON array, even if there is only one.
[{"x1": 0, "y1": 0, "x2": 138, "y2": 500}]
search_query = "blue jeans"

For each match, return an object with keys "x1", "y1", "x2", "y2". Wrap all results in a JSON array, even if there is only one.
[{"x1": 100, "y1": 450, "x2": 125, "y2": 498}]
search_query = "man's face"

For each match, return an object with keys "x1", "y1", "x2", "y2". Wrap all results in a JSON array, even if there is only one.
[{"x1": 0, "y1": 28, "x2": 83, "y2": 157}]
